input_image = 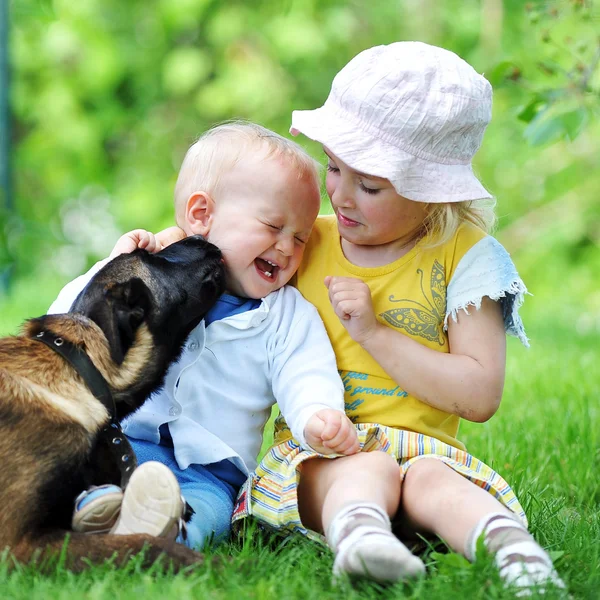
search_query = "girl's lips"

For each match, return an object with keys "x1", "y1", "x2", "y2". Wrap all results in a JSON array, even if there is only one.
[{"x1": 337, "y1": 211, "x2": 361, "y2": 227}]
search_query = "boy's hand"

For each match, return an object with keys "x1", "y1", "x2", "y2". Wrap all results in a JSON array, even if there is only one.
[
  {"x1": 109, "y1": 229, "x2": 158, "y2": 259},
  {"x1": 109, "y1": 227, "x2": 187, "y2": 259},
  {"x1": 325, "y1": 276, "x2": 380, "y2": 345},
  {"x1": 304, "y1": 409, "x2": 360, "y2": 456},
  {"x1": 154, "y1": 226, "x2": 187, "y2": 249}
]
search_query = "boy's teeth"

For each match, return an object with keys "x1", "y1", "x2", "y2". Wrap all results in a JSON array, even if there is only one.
[{"x1": 256, "y1": 257, "x2": 276, "y2": 278}]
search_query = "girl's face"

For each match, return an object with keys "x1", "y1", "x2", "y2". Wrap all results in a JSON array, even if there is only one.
[{"x1": 324, "y1": 148, "x2": 428, "y2": 257}]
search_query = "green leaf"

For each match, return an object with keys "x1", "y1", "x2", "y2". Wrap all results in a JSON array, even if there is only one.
[
  {"x1": 548, "y1": 550, "x2": 565, "y2": 562},
  {"x1": 524, "y1": 114, "x2": 566, "y2": 146},
  {"x1": 536, "y1": 60, "x2": 562, "y2": 77},
  {"x1": 162, "y1": 48, "x2": 212, "y2": 97},
  {"x1": 560, "y1": 107, "x2": 589, "y2": 142},
  {"x1": 430, "y1": 551, "x2": 471, "y2": 569},
  {"x1": 524, "y1": 106, "x2": 590, "y2": 146},
  {"x1": 487, "y1": 60, "x2": 521, "y2": 86},
  {"x1": 517, "y1": 96, "x2": 548, "y2": 123}
]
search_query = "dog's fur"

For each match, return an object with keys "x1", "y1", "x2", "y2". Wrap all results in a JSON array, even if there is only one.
[{"x1": 0, "y1": 235, "x2": 225, "y2": 571}]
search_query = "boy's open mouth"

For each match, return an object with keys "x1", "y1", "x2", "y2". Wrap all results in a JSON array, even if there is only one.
[{"x1": 255, "y1": 258, "x2": 279, "y2": 280}]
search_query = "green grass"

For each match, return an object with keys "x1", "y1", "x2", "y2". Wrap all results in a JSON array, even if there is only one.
[{"x1": 0, "y1": 262, "x2": 598, "y2": 598}]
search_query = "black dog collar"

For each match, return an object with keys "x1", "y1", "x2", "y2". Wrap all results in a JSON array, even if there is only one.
[{"x1": 32, "y1": 329, "x2": 137, "y2": 487}]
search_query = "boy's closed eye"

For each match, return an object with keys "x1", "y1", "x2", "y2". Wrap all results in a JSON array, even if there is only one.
[
  {"x1": 265, "y1": 222, "x2": 282, "y2": 231},
  {"x1": 265, "y1": 222, "x2": 308, "y2": 245}
]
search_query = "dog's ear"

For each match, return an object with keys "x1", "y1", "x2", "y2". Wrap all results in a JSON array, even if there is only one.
[{"x1": 88, "y1": 278, "x2": 151, "y2": 365}]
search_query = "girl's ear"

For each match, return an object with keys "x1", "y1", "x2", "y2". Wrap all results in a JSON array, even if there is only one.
[{"x1": 185, "y1": 192, "x2": 215, "y2": 236}]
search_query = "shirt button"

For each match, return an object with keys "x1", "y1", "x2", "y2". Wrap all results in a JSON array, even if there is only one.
[
  {"x1": 188, "y1": 341, "x2": 198, "y2": 351},
  {"x1": 169, "y1": 406, "x2": 181, "y2": 417}
]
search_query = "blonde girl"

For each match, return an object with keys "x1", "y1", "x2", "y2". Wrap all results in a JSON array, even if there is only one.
[{"x1": 233, "y1": 42, "x2": 565, "y2": 595}]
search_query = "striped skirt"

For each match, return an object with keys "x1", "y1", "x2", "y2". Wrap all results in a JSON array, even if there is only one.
[{"x1": 232, "y1": 423, "x2": 526, "y2": 542}]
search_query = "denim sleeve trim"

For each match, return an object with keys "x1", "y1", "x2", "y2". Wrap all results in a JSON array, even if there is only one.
[{"x1": 444, "y1": 236, "x2": 530, "y2": 347}]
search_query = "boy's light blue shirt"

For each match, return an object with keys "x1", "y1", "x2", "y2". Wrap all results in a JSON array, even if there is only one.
[
  {"x1": 48, "y1": 266, "x2": 346, "y2": 475},
  {"x1": 158, "y1": 292, "x2": 261, "y2": 489}
]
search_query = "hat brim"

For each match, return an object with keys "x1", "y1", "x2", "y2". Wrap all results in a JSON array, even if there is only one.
[{"x1": 291, "y1": 106, "x2": 492, "y2": 203}]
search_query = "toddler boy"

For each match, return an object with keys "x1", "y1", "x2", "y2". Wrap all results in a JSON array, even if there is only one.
[{"x1": 49, "y1": 122, "x2": 359, "y2": 548}]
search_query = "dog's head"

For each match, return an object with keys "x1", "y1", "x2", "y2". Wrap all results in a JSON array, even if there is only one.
[{"x1": 71, "y1": 235, "x2": 225, "y2": 366}]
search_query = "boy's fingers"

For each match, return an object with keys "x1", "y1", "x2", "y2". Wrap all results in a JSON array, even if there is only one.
[
  {"x1": 310, "y1": 420, "x2": 326, "y2": 439},
  {"x1": 322, "y1": 417, "x2": 354, "y2": 449},
  {"x1": 320, "y1": 414, "x2": 342, "y2": 441},
  {"x1": 324, "y1": 430, "x2": 360, "y2": 455},
  {"x1": 156, "y1": 226, "x2": 187, "y2": 249},
  {"x1": 338, "y1": 439, "x2": 360, "y2": 456},
  {"x1": 146, "y1": 235, "x2": 159, "y2": 253},
  {"x1": 138, "y1": 233, "x2": 152, "y2": 249},
  {"x1": 334, "y1": 419, "x2": 360, "y2": 454}
]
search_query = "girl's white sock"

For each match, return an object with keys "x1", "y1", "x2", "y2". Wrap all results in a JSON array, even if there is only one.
[
  {"x1": 326, "y1": 502, "x2": 425, "y2": 583},
  {"x1": 466, "y1": 512, "x2": 565, "y2": 596}
]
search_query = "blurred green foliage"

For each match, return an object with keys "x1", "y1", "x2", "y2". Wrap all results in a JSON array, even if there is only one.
[
  {"x1": 491, "y1": 1, "x2": 599, "y2": 146},
  {"x1": 0, "y1": 0, "x2": 599, "y2": 335}
]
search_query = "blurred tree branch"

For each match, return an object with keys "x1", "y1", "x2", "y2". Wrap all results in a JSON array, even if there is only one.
[{"x1": 490, "y1": 0, "x2": 599, "y2": 146}]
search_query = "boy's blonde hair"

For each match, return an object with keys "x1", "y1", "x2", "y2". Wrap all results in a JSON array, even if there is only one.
[
  {"x1": 174, "y1": 121, "x2": 321, "y2": 222},
  {"x1": 421, "y1": 199, "x2": 497, "y2": 248}
]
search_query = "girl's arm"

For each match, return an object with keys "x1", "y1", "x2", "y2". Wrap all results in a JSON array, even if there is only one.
[{"x1": 325, "y1": 276, "x2": 506, "y2": 423}]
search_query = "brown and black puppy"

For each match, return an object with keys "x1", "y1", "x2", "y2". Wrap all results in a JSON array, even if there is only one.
[{"x1": 0, "y1": 235, "x2": 225, "y2": 572}]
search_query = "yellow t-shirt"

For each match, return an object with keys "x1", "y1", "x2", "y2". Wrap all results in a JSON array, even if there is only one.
[{"x1": 280, "y1": 215, "x2": 490, "y2": 451}]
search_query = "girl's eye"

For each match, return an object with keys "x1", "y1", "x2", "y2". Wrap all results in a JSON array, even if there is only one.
[
  {"x1": 267, "y1": 223, "x2": 281, "y2": 230},
  {"x1": 359, "y1": 181, "x2": 380, "y2": 195},
  {"x1": 326, "y1": 163, "x2": 339, "y2": 173},
  {"x1": 294, "y1": 236, "x2": 307, "y2": 244}
]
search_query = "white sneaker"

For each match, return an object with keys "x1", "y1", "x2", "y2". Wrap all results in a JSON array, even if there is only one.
[
  {"x1": 72, "y1": 484, "x2": 123, "y2": 534},
  {"x1": 333, "y1": 526, "x2": 426, "y2": 583},
  {"x1": 111, "y1": 461, "x2": 185, "y2": 539}
]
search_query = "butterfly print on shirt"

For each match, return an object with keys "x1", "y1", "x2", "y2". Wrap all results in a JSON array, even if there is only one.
[{"x1": 379, "y1": 260, "x2": 446, "y2": 346}]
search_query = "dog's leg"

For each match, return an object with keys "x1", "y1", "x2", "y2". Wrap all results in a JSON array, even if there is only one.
[{"x1": 10, "y1": 531, "x2": 204, "y2": 573}]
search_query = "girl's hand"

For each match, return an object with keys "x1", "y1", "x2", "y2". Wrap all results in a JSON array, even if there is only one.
[
  {"x1": 304, "y1": 409, "x2": 360, "y2": 456},
  {"x1": 325, "y1": 276, "x2": 380, "y2": 345}
]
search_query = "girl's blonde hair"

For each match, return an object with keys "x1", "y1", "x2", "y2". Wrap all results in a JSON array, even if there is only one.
[
  {"x1": 174, "y1": 120, "x2": 321, "y2": 222},
  {"x1": 420, "y1": 199, "x2": 497, "y2": 248}
]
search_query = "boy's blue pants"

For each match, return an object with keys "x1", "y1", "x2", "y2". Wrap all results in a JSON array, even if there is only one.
[{"x1": 130, "y1": 438, "x2": 238, "y2": 550}]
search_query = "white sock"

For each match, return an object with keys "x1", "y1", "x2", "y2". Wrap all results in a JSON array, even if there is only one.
[
  {"x1": 326, "y1": 502, "x2": 425, "y2": 583},
  {"x1": 466, "y1": 512, "x2": 565, "y2": 596}
]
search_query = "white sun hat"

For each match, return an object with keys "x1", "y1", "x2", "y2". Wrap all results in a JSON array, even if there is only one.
[{"x1": 291, "y1": 41, "x2": 493, "y2": 203}]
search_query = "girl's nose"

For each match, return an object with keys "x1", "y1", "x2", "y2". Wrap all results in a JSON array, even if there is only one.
[{"x1": 331, "y1": 180, "x2": 355, "y2": 209}]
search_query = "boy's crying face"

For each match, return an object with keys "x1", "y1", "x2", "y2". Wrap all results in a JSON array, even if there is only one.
[{"x1": 203, "y1": 154, "x2": 320, "y2": 299}]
